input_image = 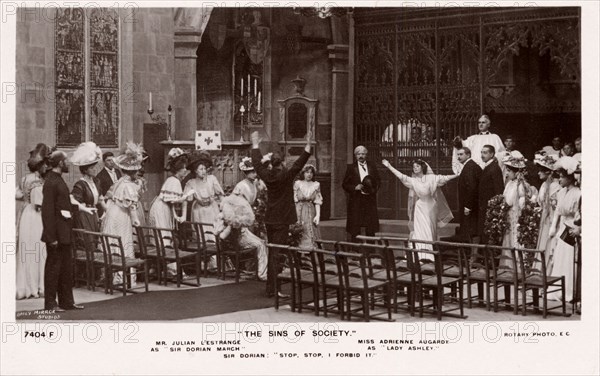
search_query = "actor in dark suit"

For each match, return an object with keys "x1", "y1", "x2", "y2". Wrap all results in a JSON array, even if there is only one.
[
  {"x1": 342, "y1": 145, "x2": 380, "y2": 242},
  {"x1": 251, "y1": 131, "x2": 312, "y2": 297},
  {"x1": 96, "y1": 151, "x2": 122, "y2": 196},
  {"x1": 478, "y1": 144, "x2": 505, "y2": 244},
  {"x1": 456, "y1": 147, "x2": 482, "y2": 241},
  {"x1": 41, "y1": 151, "x2": 83, "y2": 311}
]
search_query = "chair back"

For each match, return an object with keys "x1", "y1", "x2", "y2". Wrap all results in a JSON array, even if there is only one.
[
  {"x1": 315, "y1": 239, "x2": 339, "y2": 252},
  {"x1": 516, "y1": 247, "x2": 549, "y2": 286}
]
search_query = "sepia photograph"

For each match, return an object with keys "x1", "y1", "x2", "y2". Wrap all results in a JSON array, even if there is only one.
[{"x1": 1, "y1": 1, "x2": 598, "y2": 374}]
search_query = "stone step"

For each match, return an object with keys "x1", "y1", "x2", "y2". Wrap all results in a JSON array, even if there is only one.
[{"x1": 318, "y1": 219, "x2": 459, "y2": 242}]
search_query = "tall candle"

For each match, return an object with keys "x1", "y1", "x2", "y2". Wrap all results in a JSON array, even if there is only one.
[
  {"x1": 247, "y1": 74, "x2": 250, "y2": 94},
  {"x1": 149, "y1": 92, "x2": 152, "y2": 111},
  {"x1": 257, "y1": 91, "x2": 261, "y2": 110},
  {"x1": 254, "y1": 79, "x2": 257, "y2": 96},
  {"x1": 240, "y1": 79, "x2": 243, "y2": 96}
]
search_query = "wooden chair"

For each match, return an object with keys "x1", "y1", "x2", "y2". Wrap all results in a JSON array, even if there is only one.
[
  {"x1": 516, "y1": 248, "x2": 567, "y2": 318},
  {"x1": 269, "y1": 244, "x2": 296, "y2": 312},
  {"x1": 404, "y1": 247, "x2": 466, "y2": 321},
  {"x1": 218, "y1": 228, "x2": 259, "y2": 283},
  {"x1": 336, "y1": 247, "x2": 394, "y2": 322},
  {"x1": 488, "y1": 245, "x2": 520, "y2": 314},
  {"x1": 153, "y1": 227, "x2": 201, "y2": 287},
  {"x1": 464, "y1": 244, "x2": 493, "y2": 311},
  {"x1": 312, "y1": 247, "x2": 345, "y2": 319},
  {"x1": 72, "y1": 229, "x2": 108, "y2": 293},
  {"x1": 288, "y1": 246, "x2": 320, "y2": 316},
  {"x1": 178, "y1": 221, "x2": 218, "y2": 278},
  {"x1": 101, "y1": 233, "x2": 149, "y2": 296},
  {"x1": 134, "y1": 225, "x2": 163, "y2": 285}
]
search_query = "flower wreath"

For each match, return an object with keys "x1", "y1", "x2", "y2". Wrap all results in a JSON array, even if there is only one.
[
  {"x1": 484, "y1": 194, "x2": 510, "y2": 246},
  {"x1": 517, "y1": 197, "x2": 542, "y2": 272}
]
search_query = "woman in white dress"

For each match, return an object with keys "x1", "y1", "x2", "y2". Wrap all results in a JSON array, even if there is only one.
[
  {"x1": 148, "y1": 148, "x2": 193, "y2": 276},
  {"x1": 16, "y1": 143, "x2": 50, "y2": 299},
  {"x1": 534, "y1": 153, "x2": 561, "y2": 274},
  {"x1": 500, "y1": 151, "x2": 533, "y2": 268},
  {"x1": 184, "y1": 153, "x2": 223, "y2": 240},
  {"x1": 382, "y1": 159, "x2": 457, "y2": 257},
  {"x1": 101, "y1": 143, "x2": 145, "y2": 285},
  {"x1": 548, "y1": 157, "x2": 581, "y2": 302},
  {"x1": 294, "y1": 164, "x2": 323, "y2": 249}
]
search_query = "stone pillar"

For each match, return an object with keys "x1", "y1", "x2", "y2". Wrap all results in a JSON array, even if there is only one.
[
  {"x1": 328, "y1": 44, "x2": 350, "y2": 218},
  {"x1": 174, "y1": 30, "x2": 202, "y2": 140}
]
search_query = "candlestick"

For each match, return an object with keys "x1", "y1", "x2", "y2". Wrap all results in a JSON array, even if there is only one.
[
  {"x1": 240, "y1": 105, "x2": 246, "y2": 142},
  {"x1": 149, "y1": 92, "x2": 153, "y2": 111},
  {"x1": 247, "y1": 74, "x2": 250, "y2": 94},
  {"x1": 254, "y1": 79, "x2": 257, "y2": 96},
  {"x1": 257, "y1": 92, "x2": 261, "y2": 112},
  {"x1": 240, "y1": 79, "x2": 243, "y2": 97},
  {"x1": 167, "y1": 104, "x2": 172, "y2": 141}
]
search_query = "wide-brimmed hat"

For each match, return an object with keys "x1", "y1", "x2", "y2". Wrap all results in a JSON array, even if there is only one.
[
  {"x1": 187, "y1": 151, "x2": 212, "y2": 172},
  {"x1": 239, "y1": 157, "x2": 254, "y2": 172},
  {"x1": 555, "y1": 156, "x2": 580, "y2": 175},
  {"x1": 165, "y1": 147, "x2": 189, "y2": 170},
  {"x1": 115, "y1": 142, "x2": 145, "y2": 171},
  {"x1": 70, "y1": 142, "x2": 102, "y2": 166},
  {"x1": 533, "y1": 152, "x2": 558, "y2": 171},
  {"x1": 502, "y1": 150, "x2": 527, "y2": 169}
]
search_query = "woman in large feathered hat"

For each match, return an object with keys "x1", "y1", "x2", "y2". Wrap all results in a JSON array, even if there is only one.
[
  {"x1": 16, "y1": 143, "x2": 52, "y2": 299},
  {"x1": 533, "y1": 152, "x2": 561, "y2": 273},
  {"x1": 547, "y1": 156, "x2": 582, "y2": 302},
  {"x1": 100, "y1": 142, "x2": 147, "y2": 286},
  {"x1": 70, "y1": 142, "x2": 106, "y2": 235},
  {"x1": 147, "y1": 147, "x2": 195, "y2": 279},
  {"x1": 497, "y1": 150, "x2": 534, "y2": 268},
  {"x1": 183, "y1": 151, "x2": 224, "y2": 241}
]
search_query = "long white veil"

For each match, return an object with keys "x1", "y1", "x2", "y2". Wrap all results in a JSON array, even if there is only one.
[{"x1": 407, "y1": 161, "x2": 454, "y2": 233}]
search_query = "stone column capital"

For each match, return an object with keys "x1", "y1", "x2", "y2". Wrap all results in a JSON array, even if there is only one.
[{"x1": 174, "y1": 29, "x2": 202, "y2": 59}]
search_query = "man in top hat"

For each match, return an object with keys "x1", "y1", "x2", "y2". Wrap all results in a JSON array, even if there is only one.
[
  {"x1": 97, "y1": 151, "x2": 122, "y2": 196},
  {"x1": 453, "y1": 114, "x2": 505, "y2": 170},
  {"x1": 342, "y1": 145, "x2": 381, "y2": 242},
  {"x1": 250, "y1": 130, "x2": 312, "y2": 297},
  {"x1": 41, "y1": 150, "x2": 84, "y2": 311}
]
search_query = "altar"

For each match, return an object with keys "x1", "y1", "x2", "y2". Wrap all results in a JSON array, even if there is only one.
[{"x1": 159, "y1": 139, "x2": 252, "y2": 192}]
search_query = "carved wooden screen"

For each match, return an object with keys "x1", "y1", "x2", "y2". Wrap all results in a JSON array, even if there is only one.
[{"x1": 354, "y1": 8, "x2": 580, "y2": 219}]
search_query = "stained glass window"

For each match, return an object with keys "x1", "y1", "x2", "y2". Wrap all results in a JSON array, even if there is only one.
[{"x1": 55, "y1": 8, "x2": 120, "y2": 148}]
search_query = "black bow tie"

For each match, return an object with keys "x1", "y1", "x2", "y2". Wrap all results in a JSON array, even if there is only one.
[{"x1": 479, "y1": 131, "x2": 490, "y2": 135}]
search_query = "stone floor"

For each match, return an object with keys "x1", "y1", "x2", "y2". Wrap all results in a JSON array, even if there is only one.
[{"x1": 15, "y1": 275, "x2": 580, "y2": 323}]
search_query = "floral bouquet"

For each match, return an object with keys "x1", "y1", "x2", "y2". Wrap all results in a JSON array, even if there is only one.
[
  {"x1": 484, "y1": 194, "x2": 510, "y2": 246},
  {"x1": 288, "y1": 222, "x2": 304, "y2": 247},
  {"x1": 517, "y1": 198, "x2": 542, "y2": 272}
]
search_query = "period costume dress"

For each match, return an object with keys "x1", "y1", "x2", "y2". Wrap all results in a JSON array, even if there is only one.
[
  {"x1": 547, "y1": 156, "x2": 581, "y2": 302},
  {"x1": 294, "y1": 179, "x2": 323, "y2": 249},
  {"x1": 72, "y1": 177, "x2": 102, "y2": 232},
  {"x1": 385, "y1": 162, "x2": 454, "y2": 258},
  {"x1": 149, "y1": 176, "x2": 184, "y2": 236},
  {"x1": 102, "y1": 175, "x2": 140, "y2": 259},
  {"x1": 534, "y1": 153, "x2": 561, "y2": 274},
  {"x1": 16, "y1": 172, "x2": 46, "y2": 299},
  {"x1": 226, "y1": 176, "x2": 268, "y2": 280},
  {"x1": 184, "y1": 174, "x2": 223, "y2": 240}
]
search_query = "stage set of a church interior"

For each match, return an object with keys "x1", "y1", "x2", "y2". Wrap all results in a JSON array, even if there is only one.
[{"x1": 14, "y1": 6, "x2": 582, "y2": 322}]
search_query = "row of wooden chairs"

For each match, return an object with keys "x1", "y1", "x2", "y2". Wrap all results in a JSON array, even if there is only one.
[
  {"x1": 73, "y1": 221, "x2": 260, "y2": 295},
  {"x1": 357, "y1": 235, "x2": 567, "y2": 318},
  {"x1": 270, "y1": 243, "x2": 395, "y2": 322},
  {"x1": 72, "y1": 229, "x2": 149, "y2": 296}
]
